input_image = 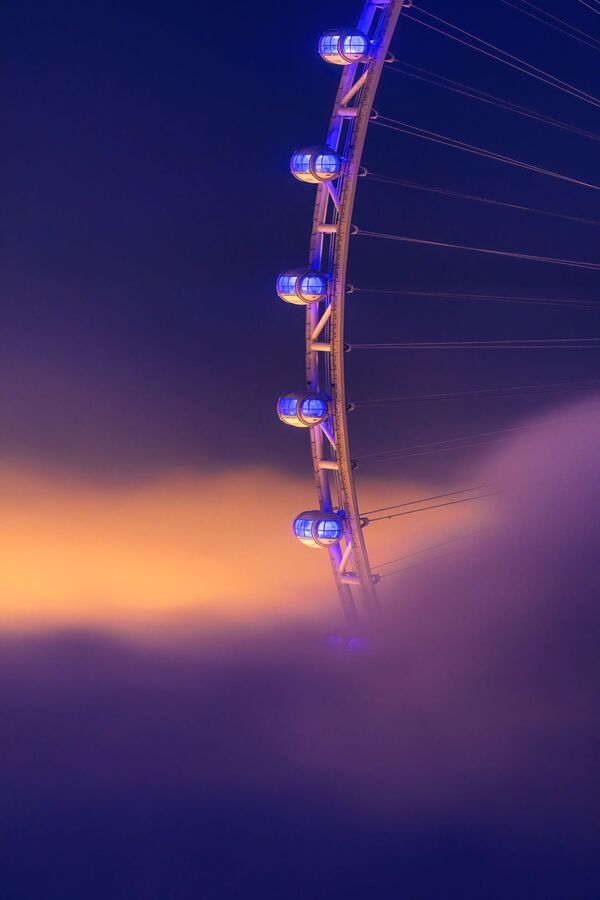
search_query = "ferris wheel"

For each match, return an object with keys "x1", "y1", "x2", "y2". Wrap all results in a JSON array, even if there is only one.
[
  {"x1": 277, "y1": 0, "x2": 407, "y2": 630},
  {"x1": 276, "y1": 0, "x2": 600, "y2": 630}
]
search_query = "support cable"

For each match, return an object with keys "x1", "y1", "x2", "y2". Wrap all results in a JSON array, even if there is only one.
[
  {"x1": 406, "y1": 5, "x2": 600, "y2": 109},
  {"x1": 352, "y1": 379, "x2": 600, "y2": 407},
  {"x1": 354, "y1": 228, "x2": 600, "y2": 271},
  {"x1": 360, "y1": 436, "x2": 521, "y2": 464},
  {"x1": 378, "y1": 552, "x2": 460, "y2": 579},
  {"x1": 361, "y1": 485, "x2": 488, "y2": 517},
  {"x1": 387, "y1": 62, "x2": 600, "y2": 144},
  {"x1": 366, "y1": 492, "x2": 496, "y2": 524},
  {"x1": 365, "y1": 172, "x2": 600, "y2": 228},
  {"x1": 372, "y1": 117, "x2": 600, "y2": 192},
  {"x1": 352, "y1": 287, "x2": 600, "y2": 311},
  {"x1": 350, "y1": 339, "x2": 600, "y2": 349},
  {"x1": 378, "y1": 560, "x2": 443, "y2": 579},
  {"x1": 499, "y1": 0, "x2": 600, "y2": 51},
  {"x1": 578, "y1": 0, "x2": 600, "y2": 15},
  {"x1": 355, "y1": 425, "x2": 533, "y2": 464},
  {"x1": 373, "y1": 531, "x2": 482, "y2": 571}
]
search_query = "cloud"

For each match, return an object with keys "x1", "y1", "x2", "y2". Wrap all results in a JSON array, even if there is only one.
[
  {"x1": 1, "y1": 400, "x2": 598, "y2": 897},
  {"x1": 0, "y1": 460, "x2": 487, "y2": 630}
]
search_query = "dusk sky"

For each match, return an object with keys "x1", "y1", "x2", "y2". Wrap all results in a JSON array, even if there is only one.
[{"x1": 1, "y1": 0, "x2": 600, "y2": 896}]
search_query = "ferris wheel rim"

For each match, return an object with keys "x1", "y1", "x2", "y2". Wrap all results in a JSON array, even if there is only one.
[{"x1": 294, "y1": 0, "x2": 407, "y2": 628}]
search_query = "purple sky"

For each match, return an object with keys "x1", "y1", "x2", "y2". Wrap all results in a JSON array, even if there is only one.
[
  {"x1": 2, "y1": 0, "x2": 600, "y2": 894},
  {"x1": 1, "y1": 400, "x2": 599, "y2": 897}
]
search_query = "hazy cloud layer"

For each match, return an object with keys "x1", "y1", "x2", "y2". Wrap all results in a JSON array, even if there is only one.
[{"x1": 1, "y1": 399, "x2": 599, "y2": 898}]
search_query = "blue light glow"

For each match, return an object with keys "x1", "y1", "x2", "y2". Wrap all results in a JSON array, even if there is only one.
[
  {"x1": 277, "y1": 273, "x2": 298, "y2": 296},
  {"x1": 318, "y1": 34, "x2": 341, "y2": 56},
  {"x1": 293, "y1": 510, "x2": 343, "y2": 546},
  {"x1": 293, "y1": 518, "x2": 313, "y2": 540},
  {"x1": 318, "y1": 30, "x2": 369, "y2": 64},
  {"x1": 313, "y1": 153, "x2": 340, "y2": 176},
  {"x1": 299, "y1": 396, "x2": 327, "y2": 419},
  {"x1": 315, "y1": 518, "x2": 343, "y2": 541},
  {"x1": 326, "y1": 635, "x2": 369, "y2": 655},
  {"x1": 299, "y1": 273, "x2": 327, "y2": 297},
  {"x1": 341, "y1": 33, "x2": 369, "y2": 56},
  {"x1": 277, "y1": 396, "x2": 298, "y2": 419},
  {"x1": 290, "y1": 148, "x2": 341, "y2": 183},
  {"x1": 290, "y1": 152, "x2": 312, "y2": 175}
]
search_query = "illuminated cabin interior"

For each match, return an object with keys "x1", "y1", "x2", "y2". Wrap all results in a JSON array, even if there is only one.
[
  {"x1": 293, "y1": 510, "x2": 344, "y2": 548},
  {"x1": 290, "y1": 147, "x2": 342, "y2": 183},
  {"x1": 277, "y1": 392, "x2": 330, "y2": 428},
  {"x1": 318, "y1": 30, "x2": 370, "y2": 65},
  {"x1": 276, "y1": 269, "x2": 329, "y2": 305}
]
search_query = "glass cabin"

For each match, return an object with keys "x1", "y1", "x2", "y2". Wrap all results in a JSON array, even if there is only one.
[
  {"x1": 318, "y1": 30, "x2": 370, "y2": 65},
  {"x1": 277, "y1": 392, "x2": 330, "y2": 428},
  {"x1": 276, "y1": 269, "x2": 329, "y2": 305},
  {"x1": 290, "y1": 147, "x2": 342, "y2": 184},
  {"x1": 293, "y1": 510, "x2": 344, "y2": 549}
]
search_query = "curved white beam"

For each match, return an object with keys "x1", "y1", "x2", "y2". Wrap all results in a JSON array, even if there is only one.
[{"x1": 305, "y1": 0, "x2": 406, "y2": 626}]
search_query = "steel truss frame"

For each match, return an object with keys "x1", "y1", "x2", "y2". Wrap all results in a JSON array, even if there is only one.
[{"x1": 305, "y1": 0, "x2": 406, "y2": 628}]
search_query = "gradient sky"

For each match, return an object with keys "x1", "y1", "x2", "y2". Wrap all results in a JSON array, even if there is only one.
[
  {"x1": 2, "y1": 0, "x2": 599, "y2": 624},
  {"x1": 1, "y1": 400, "x2": 600, "y2": 898},
  {"x1": 2, "y1": 0, "x2": 600, "y2": 896},
  {"x1": 3, "y1": 0, "x2": 599, "y2": 482}
]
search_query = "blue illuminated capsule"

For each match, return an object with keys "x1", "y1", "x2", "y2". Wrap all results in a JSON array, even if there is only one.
[
  {"x1": 318, "y1": 30, "x2": 370, "y2": 65},
  {"x1": 326, "y1": 634, "x2": 368, "y2": 655},
  {"x1": 276, "y1": 268, "x2": 329, "y2": 305},
  {"x1": 293, "y1": 510, "x2": 344, "y2": 548},
  {"x1": 277, "y1": 392, "x2": 330, "y2": 428},
  {"x1": 290, "y1": 147, "x2": 342, "y2": 184}
]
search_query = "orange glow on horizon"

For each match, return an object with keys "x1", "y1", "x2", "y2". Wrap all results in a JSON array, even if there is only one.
[{"x1": 0, "y1": 461, "x2": 491, "y2": 631}]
